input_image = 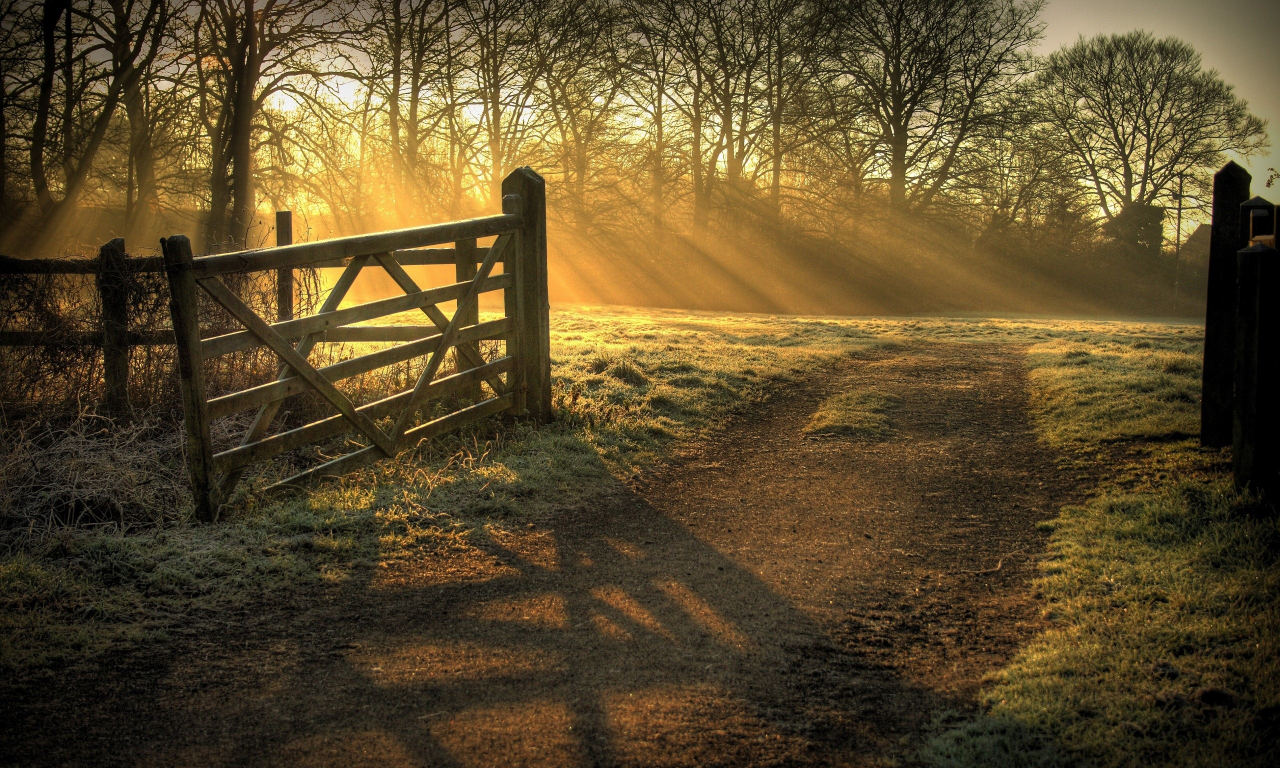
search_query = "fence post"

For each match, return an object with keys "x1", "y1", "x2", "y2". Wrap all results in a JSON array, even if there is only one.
[
  {"x1": 1234, "y1": 244, "x2": 1263, "y2": 491},
  {"x1": 162, "y1": 235, "x2": 218, "y2": 522},
  {"x1": 502, "y1": 167, "x2": 551, "y2": 422},
  {"x1": 1233, "y1": 227, "x2": 1279, "y2": 501},
  {"x1": 1255, "y1": 248, "x2": 1280, "y2": 502},
  {"x1": 1202, "y1": 161, "x2": 1251, "y2": 447},
  {"x1": 97, "y1": 238, "x2": 130, "y2": 417},
  {"x1": 455, "y1": 237, "x2": 482, "y2": 401},
  {"x1": 276, "y1": 210, "x2": 294, "y2": 321}
]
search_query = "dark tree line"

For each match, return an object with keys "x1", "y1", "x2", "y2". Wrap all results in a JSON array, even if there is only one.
[{"x1": 0, "y1": 0, "x2": 1267, "y2": 261}]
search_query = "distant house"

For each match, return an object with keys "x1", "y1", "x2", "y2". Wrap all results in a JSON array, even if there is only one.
[
  {"x1": 1176, "y1": 224, "x2": 1212, "y2": 312},
  {"x1": 1177, "y1": 221, "x2": 1208, "y2": 267}
]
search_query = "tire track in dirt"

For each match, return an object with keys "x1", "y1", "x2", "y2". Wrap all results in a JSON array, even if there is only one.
[{"x1": 2, "y1": 341, "x2": 1080, "y2": 767}]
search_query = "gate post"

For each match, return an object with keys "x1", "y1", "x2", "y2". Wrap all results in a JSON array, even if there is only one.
[
  {"x1": 97, "y1": 238, "x2": 130, "y2": 417},
  {"x1": 162, "y1": 235, "x2": 218, "y2": 522},
  {"x1": 1202, "y1": 162, "x2": 1251, "y2": 446},
  {"x1": 502, "y1": 167, "x2": 552, "y2": 422}
]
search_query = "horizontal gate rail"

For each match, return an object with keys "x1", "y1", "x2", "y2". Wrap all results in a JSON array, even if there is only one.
[
  {"x1": 308, "y1": 246, "x2": 497, "y2": 269},
  {"x1": 163, "y1": 167, "x2": 551, "y2": 522},
  {"x1": 0, "y1": 329, "x2": 176, "y2": 347},
  {"x1": 205, "y1": 318, "x2": 513, "y2": 420},
  {"x1": 0, "y1": 253, "x2": 166, "y2": 274},
  {"x1": 190, "y1": 213, "x2": 521, "y2": 278},
  {"x1": 198, "y1": 274, "x2": 514, "y2": 359}
]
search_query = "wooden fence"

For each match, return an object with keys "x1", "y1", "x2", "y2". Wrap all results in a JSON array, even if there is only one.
[
  {"x1": 1201, "y1": 161, "x2": 1278, "y2": 502},
  {"x1": 0, "y1": 239, "x2": 170, "y2": 414},
  {"x1": 1, "y1": 214, "x2": 303, "y2": 412},
  {"x1": 163, "y1": 167, "x2": 551, "y2": 522}
]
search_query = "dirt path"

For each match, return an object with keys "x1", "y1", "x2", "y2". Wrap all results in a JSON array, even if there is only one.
[{"x1": 4, "y1": 342, "x2": 1078, "y2": 767}]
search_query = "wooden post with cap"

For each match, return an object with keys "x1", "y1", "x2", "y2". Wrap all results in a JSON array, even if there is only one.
[
  {"x1": 1202, "y1": 162, "x2": 1251, "y2": 447},
  {"x1": 1254, "y1": 245, "x2": 1280, "y2": 503},
  {"x1": 1233, "y1": 195, "x2": 1279, "y2": 502},
  {"x1": 501, "y1": 167, "x2": 551, "y2": 422}
]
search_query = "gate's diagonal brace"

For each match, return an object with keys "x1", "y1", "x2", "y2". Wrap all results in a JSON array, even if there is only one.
[
  {"x1": 389, "y1": 234, "x2": 511, "y2": 444},
  {"x1": 269, "y1": 392, "x2": 515, "y2": 493},
  {"x1": 372, "y1": 252, "x2": 508, "y2": 396},
  {"x1": 198, "y1": 276, "x2": 398, "y2": 458},
  {"x1": 220, "y1": 255, "x2": 372, "y2": 499}
]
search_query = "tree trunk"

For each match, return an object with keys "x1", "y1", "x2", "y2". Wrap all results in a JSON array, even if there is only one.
[
  {"x1": 60, "y1": 3, "x2": 74, "y2": 189},
  {"x1": 388, "y1": 1, "x2": 404, "y2": 211},
  {"x1": 207, "y1": 125, "x2": 231, "y2": 248},
  {"x1": 889, "y1": 129, "x2": 908, "y2": 211},
  {"x1": 229, "y1": 4, "x2": 258, "y2": 249},
  {"x1": 769, "y1": 43, "x2": 783, "y2": 215},
  {"x1": 574, "y1": 132, "x2": 588, "y2": 230},
  {"x1": 0, "y1": 78, "x2": 8, "y2": 218},
  {"x1": 30, "y1": 0, "x2": 66, "y2": 215},
  {"x1": 196, "y1": 14, "x2": 230, "y2": 250},
  {"x1": 721, "y1": 82, "x2": 738, "y2": 191},
  {"x1": 124, "y1": 78, "x2": 158, "y2": 242},
  {"x1": 406, "y1": 25, "x2": 423, "y2": 217},
  {"x1": 691, "y1": 100, "x2": 707, "y2": 232},
  {"x1": 488, "y1": 80, "x2": 503, "y2": 210},
  {"x1": 444, "y1": 11, "x2": 464, "y2": 218},
  {"x1": 652, "y1": 84, "x2": 665, "y2": 231}
]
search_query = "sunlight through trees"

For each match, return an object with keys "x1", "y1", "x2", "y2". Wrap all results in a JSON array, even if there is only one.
[{"x1": 0, "y1": 0, "x2": 1267, "y2": 265}]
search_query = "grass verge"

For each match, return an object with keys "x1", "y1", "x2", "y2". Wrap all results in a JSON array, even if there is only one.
[{"x1": 922, "y1": 327, "x2": 1280, "y2": 768}]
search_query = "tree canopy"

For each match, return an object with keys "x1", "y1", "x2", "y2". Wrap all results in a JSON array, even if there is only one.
[{"x1": 0, "y1": 0, "x2": 1268, "y2": 259}]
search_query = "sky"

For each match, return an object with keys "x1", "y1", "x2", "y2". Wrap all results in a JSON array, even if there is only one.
[{"x1": 1039, "y1": 0, "x2": 1279, "y2": 191}]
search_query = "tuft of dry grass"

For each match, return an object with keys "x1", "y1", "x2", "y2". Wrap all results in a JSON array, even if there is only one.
[{"x1": 0, "y1": 414, "x2": 191, "y2": 533}]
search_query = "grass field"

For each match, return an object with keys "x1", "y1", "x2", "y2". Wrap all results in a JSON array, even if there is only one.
[{"x1": 2, "y1": 307, "x2": 1274, "y2": 766}]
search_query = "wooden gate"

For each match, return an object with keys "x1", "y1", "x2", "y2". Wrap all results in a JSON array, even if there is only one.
[{"x1": 163, "y1": 168, "x2": 551, "y2": 522}]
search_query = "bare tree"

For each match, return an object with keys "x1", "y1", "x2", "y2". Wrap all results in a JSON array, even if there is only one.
[
  {"x1": 651, "y1": 0, "x2": 715, "y2": 231},
  {"x1": 456, "y1": 0, "x2": 540, "y2": 210},
  {"x1": 362, "y1": 0, "x2": 455, "y2": 218},
  {"x1": 622, "y1": 0, "x2": 678, "y2": 230},
  {"x1": 529, "y1": 0, "x2": 631, "y2": 231},
  {"x1": 24, "y1": 0, "x2": 169, "y2": 251},
  {"x1": 758, "y1": 0, "x2": 820, "y2": 216},
  {"x1": 191, "y1": 0, "x2": 347, "y2": 249},
  {"x1": 0, "y1": 0, "x2": 40, "y2": 229},
  {"x1": 1036, "y1": 31, "x2": 1268, "y2": 222},
  {"x1": 821, "y1": 0, "x2": 1042, "y2": 213}
]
